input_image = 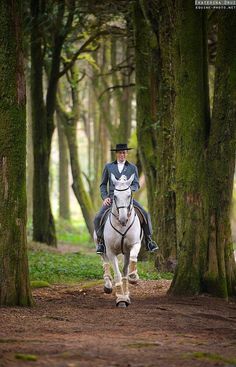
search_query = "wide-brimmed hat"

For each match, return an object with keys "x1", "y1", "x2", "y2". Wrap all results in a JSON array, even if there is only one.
[{"x1": 110, "y1": 143, "x2": 133, "y2": 152}]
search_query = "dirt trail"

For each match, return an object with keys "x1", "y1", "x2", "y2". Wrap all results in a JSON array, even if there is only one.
[{"x1": 0, "y1": 280, "x2": 236, "y2": 367}]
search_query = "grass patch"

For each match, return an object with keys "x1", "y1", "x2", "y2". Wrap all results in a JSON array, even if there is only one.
[
  {"x1": 55, "y1": 219, "x2": 93, "y2": 248},
  {"x1": 138, "y1": 260, "x2": 173, "y2": 281},
  {"x1": 29, "y1": 249, "x2": 172, "y2": 284},
  {"x1": 29, "y1": 251, "x2": 103, "y2": 284},
  {"x1": 186, "y1": 352, "x2": 236, "y2": 365}
]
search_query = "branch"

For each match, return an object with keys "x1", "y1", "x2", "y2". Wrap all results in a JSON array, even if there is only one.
[
  {"x1": 58, "y1": 30, "x2": 109, "y2": 78},
  {"x1": 58, "y1": 26, "x2": 125, "y2": 79},
  {"x1": 99, "y1": 83, "x2": 135, "y2": 99}
]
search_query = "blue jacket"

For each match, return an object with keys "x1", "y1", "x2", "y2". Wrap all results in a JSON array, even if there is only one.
[{"x1": 100, "y1": 160, "x2": 140, "y2": 200}]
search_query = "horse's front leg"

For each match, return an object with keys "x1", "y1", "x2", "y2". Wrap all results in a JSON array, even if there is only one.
[
  {"x1": 128, "y1": 242, "x2": 141, "y2": 284},
  {"x1": 101, "y1": 254, "x2": 113, "y2": 294},
  {"x1": 122, "y1": 252, "x2": 131, "y2": 304},
  {"x1": 109, "y1": 254, "x2": 128, "y2": 307}
]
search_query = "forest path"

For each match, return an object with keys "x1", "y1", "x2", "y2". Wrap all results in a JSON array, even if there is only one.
[{"x1": 0, "y1": 279, "x2": 236, "y2": 367}]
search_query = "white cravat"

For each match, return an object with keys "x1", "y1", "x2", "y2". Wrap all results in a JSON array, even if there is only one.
[{"x1": 117, "y1": 160, "x2": 125, "y2": 173}]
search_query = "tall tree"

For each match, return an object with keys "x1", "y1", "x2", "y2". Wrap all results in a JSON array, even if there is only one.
[
  {"x1": 57, "y1": 115, "x2": 70, "y2": 220},
  {"x1": 204, "y1": 12, "x2": 236, "y2": 297},
  {"x1": 30, "y1": 0, "x2": 76, "y2": 246},
  {"x1": 134, "y1": 0, "x2": 177, "y2": 270},
  {"x1": 0, "y1": 1, "x2": 33, "y2": 306},
  {"x1": 169, "y1": 2, "x2": 209, "y2": 295},
  {"x1": 56, "y1": 66, "x2": 95, "y2": 236},
  {"x1": 170, "y1": 3, "x2": 236, "y2": 298}
]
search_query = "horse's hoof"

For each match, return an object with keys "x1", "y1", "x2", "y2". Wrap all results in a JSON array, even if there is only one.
[
  {"x1": 128, "y1": 273, "x2": 139, "y2": 284},
  {"x1": 116, "y1": 301, "x2": 128, "y2": 308},
  {"x1": 104, "y1": 286, "x2": 112, "y2": 294}
]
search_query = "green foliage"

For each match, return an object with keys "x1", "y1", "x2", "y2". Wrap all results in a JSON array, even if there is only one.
[
  {"x1": 56, "y1": 219, "x2": 93, "y2": 248},
  {"x1": 29, "y1": 251, "x2": 103, "y2": 283},
  {"x1": 28, "y1": 247, "x2": 172, "y2": 284},
  {"x1": 138, "y1": 260, "x2": 173, "y2": 280}
]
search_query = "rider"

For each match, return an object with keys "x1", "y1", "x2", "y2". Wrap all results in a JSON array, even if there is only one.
[{"x1": 94, "y1": 143, "x2": 159, "y2": 254}]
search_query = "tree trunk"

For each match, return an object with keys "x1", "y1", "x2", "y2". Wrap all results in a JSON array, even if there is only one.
[
  {"x1": 26, "y1": 66, "x2": 33, "y2": 220},
  {"x1": 64, "y1": 123, "x2": 95, "y2": 237},
  {"x1": 205, "y1": 13, "x2": 236, "y2": 297},
  {"x1": 56, "y1": 114, "x2": 70, "y2": 220},
  {"x1": 169, "y1": 2, "x2": 210, "y2": 295},
  {"x1": 30, "y1": 0, "x2": 57, "y2": 246},
  {"x1": 57, "y1": 66, "x2": 95, "y2": 237},
  {"x1": 134, "y1": 0, "x2": 177, "y2": 270},
  {"x1": 0, "y1": 1, "x2": 33, "y2": 306}
]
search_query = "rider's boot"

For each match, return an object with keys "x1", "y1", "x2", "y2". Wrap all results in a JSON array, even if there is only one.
[
  {"x1": 145, "y1": 235, "x2": 159, "y2": 252},
  {"x1": 96, "y1": 238, "x2": 106, "y2": 254}
]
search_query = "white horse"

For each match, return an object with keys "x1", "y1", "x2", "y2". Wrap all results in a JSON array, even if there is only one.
[{"x1": 97, "y1": 174, "x2": 142, "y2": 308}]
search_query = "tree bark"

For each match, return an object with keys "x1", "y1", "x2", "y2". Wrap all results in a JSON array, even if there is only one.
[
  {"x1": 56, "y1": 114, "x2": 70, "y2": 220},
  {"x1": 169, "y1": 2, "x2": 210, "y2": 295},
  {"x1": 134, "y1": 0, "x2": 177, "y2": 270},
  {"x1": 26, "y1": 67, "x2": 33, "y2": 220},
  {"x1": 56, "y1": 66, "x2": 95, "y2": 237},
  {"x1": 0, "y1": 1, "x2": 33, "y2": 306},
  {"x1": 30, "y1": 0, "x2": 57, "y2": 246},
  {"x1": 205, "y1": 13, "x2": 236, "y2": 297}
]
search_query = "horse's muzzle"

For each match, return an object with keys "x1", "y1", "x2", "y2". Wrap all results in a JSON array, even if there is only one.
[{"x1": 120, "y1": 218, "x2": 128, "y2": 226}]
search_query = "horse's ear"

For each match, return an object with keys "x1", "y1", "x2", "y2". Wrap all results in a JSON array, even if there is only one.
[
  {"x1": 127, "y1": 173, "x2": 135, "y2": 186},
  {"x1": 111, "y1": 173, "x2": 118, "y2": 186}
]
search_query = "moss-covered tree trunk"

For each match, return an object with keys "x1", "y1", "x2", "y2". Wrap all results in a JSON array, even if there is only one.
[
  {"x1": 56, "y1": 66, "x2": 95, "y2": 237},
  {"x1": 26, "y1": 67, "x2": 33, "y2": 219},
  {"x1": 169, "y1": 1, "x2": 210, "y2": 295},
  {"x1": 57, "y1": 115, "x2": 70, "y2": 220},
  {"x1": 205, "y1": 13, "x2": 236, "y2": 297},
  {"x1": 30, "y1": 0, "x2": 57, "y2": 246},
  {"x1": 0, "y1": 1, "x2": 33, "y2": 306},
  {"x1": 134, "y1": 0, "x2": 177, "y2": 270},
  {"x1": 111, "y1": 37, "x2": 133, "y2": 143}
]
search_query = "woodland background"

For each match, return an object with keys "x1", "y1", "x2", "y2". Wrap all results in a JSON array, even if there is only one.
[{"x1": 0, "y1": 0, "x2": 236, "y2": 306}]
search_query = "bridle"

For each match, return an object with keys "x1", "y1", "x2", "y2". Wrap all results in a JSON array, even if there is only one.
[
  {"x1": 112, "y1": 185, "x2": 133, "y2": 219},
  {"x1": 109, "y1": 185, "x2": 136, "y2": 254}
]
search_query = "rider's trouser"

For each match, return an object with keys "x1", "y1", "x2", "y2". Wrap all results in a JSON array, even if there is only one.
[{"x1": 93, "y1": 199, "x2": 153, "y2": 240}]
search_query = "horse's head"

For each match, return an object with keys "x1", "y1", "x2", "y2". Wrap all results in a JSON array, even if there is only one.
[{"x1": 111, "y1": 173, "x2": 134, "y2": 226}]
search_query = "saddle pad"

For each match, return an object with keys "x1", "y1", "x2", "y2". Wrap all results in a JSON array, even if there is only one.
[
  {"x1": 134, "y1": 206, "x2": 147, "y2": 225},
  {"x1": 99, "y1": 208, "x2": 111, "y2": 226}
]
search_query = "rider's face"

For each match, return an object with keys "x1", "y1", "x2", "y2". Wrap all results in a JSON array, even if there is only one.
[{"x1": 116, "y1": 150, "x2": 128, "y2": 162}]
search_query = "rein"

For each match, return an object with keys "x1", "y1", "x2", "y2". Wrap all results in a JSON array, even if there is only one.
[
  {"x1": 109, "y1": 212, "x2": 136, "y2": 255},
  {"x1": 114, "y1": 185, "x2": 131, "y2": 192},
  {"x1": 113, "y1": 185, "x2": 133, "y2": 216},
  {"x1": 110, "y1": 184, "x2": 135, "y2": 254}
]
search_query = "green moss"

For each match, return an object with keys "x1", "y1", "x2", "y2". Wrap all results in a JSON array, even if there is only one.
[
  {"x1": 204, "y1": 272, "x2": 228, "y2": 298},
  {"x1": 15, "y1": 354, "x2": 38, "y2": 361},
  {"x1": 127, "y1": 342, "x2": 159, "y2": 349},
  {"x1": 186, "y1": 351, "x2": 236, "y2": 365},
  {"x1": 78, "y1": 280, "x2": 104, "y2": 289},
  {"x1": 30, "y1": 280, "x2": 50, "y2": 289}
]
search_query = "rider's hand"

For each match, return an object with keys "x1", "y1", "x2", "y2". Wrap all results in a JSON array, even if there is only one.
[{"x1": 103, "y1": 197, "x2": 111, "y2": 206}]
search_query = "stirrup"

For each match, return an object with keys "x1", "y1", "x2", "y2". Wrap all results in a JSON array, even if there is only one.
[
  {"x1": 146, "y1": 237, "x2": 159, "y2": 252},
  {"x1": 96, "y1": 243, "x2": 105, "y2": 254}
]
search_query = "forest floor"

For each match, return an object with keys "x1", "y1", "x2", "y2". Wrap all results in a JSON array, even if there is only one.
[{"x1": 0, "y1": 245, "x2": 236, "y2": 367}]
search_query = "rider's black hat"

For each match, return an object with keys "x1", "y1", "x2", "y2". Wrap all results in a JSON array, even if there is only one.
[{"x1": 110, "y1": 143, "x2": 133, "y2": 152}]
